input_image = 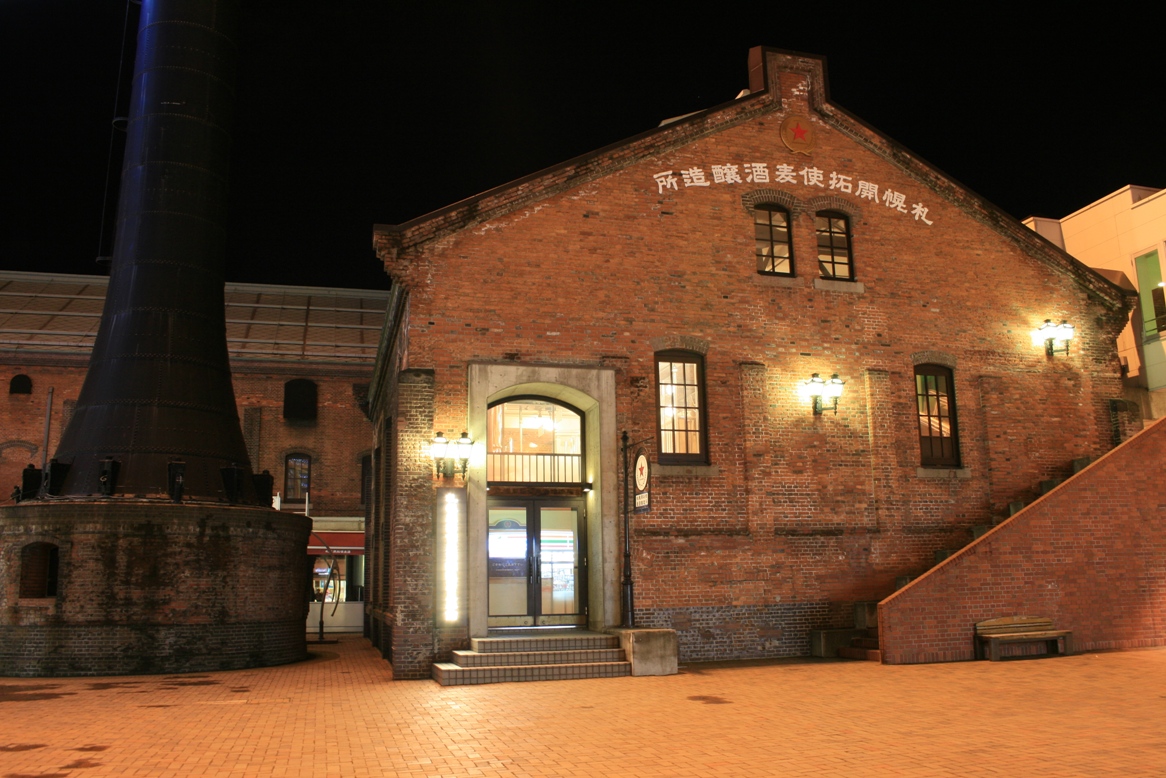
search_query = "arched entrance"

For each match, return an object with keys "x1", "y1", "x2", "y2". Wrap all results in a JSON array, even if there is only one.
[
  {"x1": 466, "y1": 364, "x2": 618, "y2": 637},
  {"x1": 486, "y1": 397, "x2": 588, "y2": 627}
]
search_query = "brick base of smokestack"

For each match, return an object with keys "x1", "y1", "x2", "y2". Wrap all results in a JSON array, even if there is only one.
[{"x1": 0, "y1": 503, "x2": 311, "y2": 676}]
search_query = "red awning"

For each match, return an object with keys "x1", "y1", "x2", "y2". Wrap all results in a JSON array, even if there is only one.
[{"x1": 308, "y1": 531, "x2": 364, "y2": 556}]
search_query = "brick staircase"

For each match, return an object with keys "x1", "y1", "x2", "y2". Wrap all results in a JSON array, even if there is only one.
[
  {"x1": 432, "y1": 630, "x2": 631, "y2": 686},
  {"x1": 832, "y1": 456, "x2": 1093, "y2": 662}
]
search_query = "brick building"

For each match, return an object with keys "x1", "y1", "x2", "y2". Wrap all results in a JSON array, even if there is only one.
[
  {"x1": 0, "y1": 271, "x2": 388, "y2": 632},
  {"x1": 1025, "y1": 185, "x2": 1166, "y2": 420},
  {"x1": 364, "y1": 47, "x2": 1139, "y2": 680}
]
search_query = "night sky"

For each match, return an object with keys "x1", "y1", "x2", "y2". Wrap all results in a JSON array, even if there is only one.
[{"x1": 4, "y1": 1, "x2": 1164, "y2": 290}]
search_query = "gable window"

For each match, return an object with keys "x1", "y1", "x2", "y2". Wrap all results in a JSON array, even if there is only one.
[
  {"x1": 656, "y1": 350, "x2": 708, "y2": 465},
  {"x1": 283, "y1": 379, "x2": 318, "y2": 421},
  {"x1": 815, "y1": 211, "x2": 853, "y2": 280},
  {"x1": 9, "y1": 374, "x2": 32, "y2": 394},
  {"x1": 915, "y1": 364, "x2": 960, "y2": 467},
  {"x1": 285, "y1": 453, "x2": 311, "y2": 502},
  {"x1": 20, "y1": 542, "x2": 59, "y2": 598},
  {"x1": 755, "y1": 204, "x2": 793, "y2": 276}
]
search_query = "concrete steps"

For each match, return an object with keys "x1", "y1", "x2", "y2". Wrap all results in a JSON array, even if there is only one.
[{"x1": 432, "y1": 631, "x2": 631, "y2": 686}]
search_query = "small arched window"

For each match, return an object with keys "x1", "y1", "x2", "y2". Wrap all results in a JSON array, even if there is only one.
[
  {"x1": 9, "y1": 374, "x2": 32, "y2": 394},
  {"x1": 754, "y1": 204, "x2": 793, "y2": 276},
  {"x1": 283, "y1": 379, "x2": 318, "y2": 421},
  {"x1": 20, "y1": 542, "x2": 59, "y2": 598},
  {"x1": 815, "y1": 211, "x2": 854, "y2": 280},
  {"x1": 285, "y1": 453, "x2": 311, "y2": 502}
]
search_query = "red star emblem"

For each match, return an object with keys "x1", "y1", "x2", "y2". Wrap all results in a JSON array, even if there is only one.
[
  {"x1": 792, "y1": 123, "x2": 808, "y2": 141},
  {"x1": 638, "y1": 462, "x2": 645, "y2": 477}
]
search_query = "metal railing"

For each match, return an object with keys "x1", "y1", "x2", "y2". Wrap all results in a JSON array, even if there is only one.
[{"x1": 487, "y1": 453, "x2": 581, "y2": 483}]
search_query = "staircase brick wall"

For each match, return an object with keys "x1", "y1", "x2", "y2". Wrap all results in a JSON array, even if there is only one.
[{"x1": 879, "y1": 417, "x2": 1166, "y2": 664}]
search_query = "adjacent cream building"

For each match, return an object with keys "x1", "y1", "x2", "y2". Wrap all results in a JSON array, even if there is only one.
[{"x1": 1026, "y1": 185, "x2": 1166, "y2": 418}]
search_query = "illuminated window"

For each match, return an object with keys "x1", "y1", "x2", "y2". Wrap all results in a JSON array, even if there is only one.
[
  {"x1": 20, "y1": 542, "x2": 59, "y2": 598},
  {"x1": 283, "y1": 379, "x2": 317, "y2": 421},
  {"x1": 285, "y1": 453, "x2": 311, "y2": 502},
  {"x1": 656, "y1": 350, "x2": 708, "y2": 465},
  {"x1": 915, "y1": 364, "x2": 960, "y2": 467},
  {"x1": 755, "y1": 204, "x2": 793, "y2": 276},
  {"x1": 486, "y1": 398, "x2": 583, "y2": 483},
  {"x1": 815, "y1": 211, "x2": 853, "y2": 280}
]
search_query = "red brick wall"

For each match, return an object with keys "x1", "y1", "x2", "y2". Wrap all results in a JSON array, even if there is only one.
[
  {"x1": 373, "y1": 50, "x2": 1131, "y2": 661},
  {"x1": 879, "y1": 417, "x2": 1166, "y2": 664},
  {"x1": 0, "y1": 501, "x2": 311, "y2": 675},
  {"x1": 0, "y1": 364, "x2": 372, "y2": 518},
  {"x1": 232, "y1": 370, "x2": 373, "y2": 517},
  {"x1": 0, "y1": 365, "x2": 84, "y2": 498}
]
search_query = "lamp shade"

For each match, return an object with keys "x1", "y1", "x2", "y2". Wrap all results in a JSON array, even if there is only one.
[
  {"x1": 456, "y1": 431, "x2": 473, "y2": 461},
  {"x1": 432, "y1": 432, "x2": 449, "y2": 460},
  {"x1": 798, "y1": 373, "x2": 826, "y2": 400},
  {"x1": 823, "y1": 374, "x2": 845, "y2": 400}
]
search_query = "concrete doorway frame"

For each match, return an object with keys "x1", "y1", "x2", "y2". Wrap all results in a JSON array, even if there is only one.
[{"x1": 467, "y1": 363, "x2": 618, "y2": 637}]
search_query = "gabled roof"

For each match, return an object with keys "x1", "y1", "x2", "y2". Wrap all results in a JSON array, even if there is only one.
[
  {"x1": 0, "y1": 271, "x2": 390, "y2": 367},
  {"x1": 374, "y1": 47, "x2": 1129, "y2": 311}
]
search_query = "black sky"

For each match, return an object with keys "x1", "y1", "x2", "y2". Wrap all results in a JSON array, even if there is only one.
[{"x1": 3, "y1": 1, "x2": 1164, "y2": 290}]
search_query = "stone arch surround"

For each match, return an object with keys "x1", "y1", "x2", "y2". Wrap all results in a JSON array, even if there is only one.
[{"x1": 467, "y1": 363, "x2": 618, "y2": 636}]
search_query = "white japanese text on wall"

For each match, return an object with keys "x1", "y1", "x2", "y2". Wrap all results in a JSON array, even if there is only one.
[{"x1": 652, "y1": 163, "x2": 935, "y2": 226}]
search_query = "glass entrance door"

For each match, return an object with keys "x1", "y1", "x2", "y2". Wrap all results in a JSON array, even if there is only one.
[{"x1": 487, "y1": 499, "x2": 586, "y2": 626}]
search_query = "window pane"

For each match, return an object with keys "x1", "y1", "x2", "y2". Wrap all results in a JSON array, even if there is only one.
[
  {"x1": 916, "y1": 365, "x2": 958, "y2": 466},
  {"x1": 686, "y1": 385, "x2": 700, "y2": 408},
  {"x1": 285, "y1": 455, "x2": 310, "y2": 501},
  {"x1": 656, "y1": 352, "x2": 705, "y2": 462}
]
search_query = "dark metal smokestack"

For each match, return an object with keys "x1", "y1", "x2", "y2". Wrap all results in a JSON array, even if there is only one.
[{"x1": 52, "y1": 0, "x2": 259, "y2": 504}]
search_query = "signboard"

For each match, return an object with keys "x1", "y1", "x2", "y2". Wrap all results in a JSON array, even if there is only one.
[
  {"x1": 307, "y1": 531, "x2": 364, "y2": 556},
  {"x1": 634, "y1": 450, "x2": 650, "y2": 512}
]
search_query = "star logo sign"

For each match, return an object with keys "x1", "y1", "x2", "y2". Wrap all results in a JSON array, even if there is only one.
[
  {"x1": 780, "y1": 114, "x2": 814, "y2": 155},
  {"x1": 634, "y1": 453, "x2": 649, "y2": 491}
]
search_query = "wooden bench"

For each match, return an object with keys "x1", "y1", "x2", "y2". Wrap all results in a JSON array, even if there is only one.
[{"x1": 974, "y1": 616, "x2": 1073, "y2": 661}]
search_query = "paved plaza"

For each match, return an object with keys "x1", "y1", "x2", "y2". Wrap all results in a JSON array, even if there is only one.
[{"x1": 2, "y1": 635, "x2": 1165, "y2": 777}]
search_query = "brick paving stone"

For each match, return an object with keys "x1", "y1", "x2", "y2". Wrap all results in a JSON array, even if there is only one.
[{"x1": 2, "y1": 636, "x2": 1165, "y2": 776}]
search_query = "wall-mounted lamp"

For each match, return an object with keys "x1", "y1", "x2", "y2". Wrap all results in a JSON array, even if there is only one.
[
  {"x1": 432, "y1": 431, "x2": 472, "y2": 477},
  {"x1": 582, "y1": 482, "x2": 593, "y2": 493},
  {"x1": 1031, "y1": 319, "x2": 1074, "y2": 357},
  {"x1": 798, "y1": 372, "x2": 845, "y2": 415}
]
